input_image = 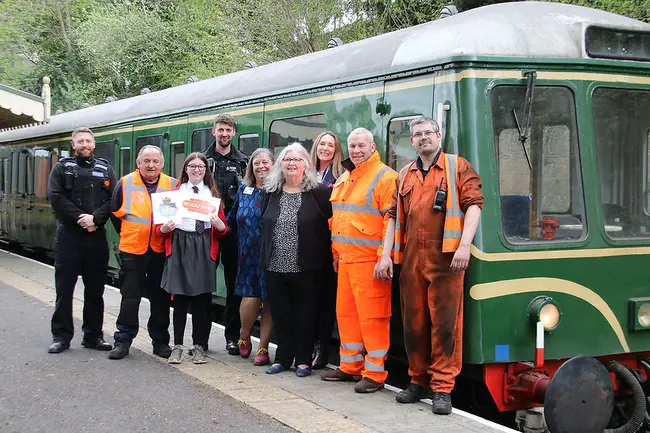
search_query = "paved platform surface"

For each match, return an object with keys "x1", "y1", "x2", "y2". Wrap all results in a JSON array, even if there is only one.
[{"x1": 0, "y1": 250, "x2": 515, "y2": 433}]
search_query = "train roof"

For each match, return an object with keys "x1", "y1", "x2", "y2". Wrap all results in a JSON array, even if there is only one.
[{"x1": 2, "y1": 1, "x2": 649, "y2": 144}]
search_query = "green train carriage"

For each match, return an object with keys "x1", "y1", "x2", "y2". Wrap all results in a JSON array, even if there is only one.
[{"x1": 1, "y1": 3, "x2": 650, "y2": 431}]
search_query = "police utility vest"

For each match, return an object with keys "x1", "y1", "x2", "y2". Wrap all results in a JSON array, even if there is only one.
[{"x1": 60, "y1": 156, "x2": 112, "y2": 217}]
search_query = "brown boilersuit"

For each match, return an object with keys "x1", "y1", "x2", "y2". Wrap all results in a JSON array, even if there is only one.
[{"x1": 389, "y1": 155, "x2": 483, "y2": 393}]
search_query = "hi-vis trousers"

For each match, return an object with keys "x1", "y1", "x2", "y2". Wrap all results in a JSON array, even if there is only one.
[{"x1": 337, "y1": 261, "x2": 391, "y2": 383}]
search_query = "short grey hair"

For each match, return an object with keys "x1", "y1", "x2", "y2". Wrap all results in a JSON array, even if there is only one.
[
  {"x1": 71, "y1": 127, "x2": 94, "y2": 141},
  {"x1": 347, "y1": 127, "x2": 374, "y2": 145},
  {"x1": 264, "y1": 143, "x2": 319, "y2": 193},
  {"x1": 409, "y1": 116, "x2": 439, "y2": 133},
  {"x1": 137, "y1": 145, "x2": 164, "y2": 163},
  {"x1": 243, "y1": 148, "x2": 274, "y2": 187}
]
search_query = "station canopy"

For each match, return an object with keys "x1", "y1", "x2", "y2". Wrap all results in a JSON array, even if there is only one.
[{"x1": 0, "y1": 79, "x2": 51, "y2": 132}]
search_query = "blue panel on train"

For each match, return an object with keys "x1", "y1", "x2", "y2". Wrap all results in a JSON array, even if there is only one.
[
  {"x1": 495, "y1": 344, "x2": 510, "y2": 362},
  {"x1": 500, "y1": 196, "x2": 530, "y2": 239}
]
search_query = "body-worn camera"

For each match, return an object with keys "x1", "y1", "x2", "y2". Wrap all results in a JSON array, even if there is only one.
[{"x1": 433, "y1": 177, "x2": 447, "y2": 211}]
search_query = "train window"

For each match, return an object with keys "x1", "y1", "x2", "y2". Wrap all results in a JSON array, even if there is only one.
[
  {"x1": 0, "y1": 159, "x2": 4, "y2": 194},
  {"x1": 238, "y1": 133, "x2": 259, "y2": 156},
  {"x1": 387, "y1": 116, "x2": 420, "y2": 171},
  {"x1": 11, "y1": 152, "x2": 18, "y2": 194},
  {"x1": 34, "y1": 149, "x2": 51, "y2": 199},
  {"x1": 170, "y1": 141, "x2": 185, "y2": 177},
  {"x1": 269, "y1": 114, "x2": 327, "y2": 157},
  {"x1": 119, "y1": 147, "x2": 132, "y2": 177},
  {"x1": 592, "y1": 87, "x2": 650, "y2": 239},
  {"x1": 95, "y1": 140, "x2": 115, "y2": 168},
  {"x1": 4, "y1": 158, "x2": 11, "y2": 195},
  {"x1": 192, "y1": 129, "x2": 213, "y2": 153},
  {"x1": 492, "y1": 85, "x2": 585, "y2": 243},
  {"x1": 17, "y1": 152, "x2": 27, "y2": 195},
  {"x1": 26, "y1": 153, "x2": 34, "y2": 195},
  {"x1": 135, "y1": 135, "x2": 163, "y2": 156}
]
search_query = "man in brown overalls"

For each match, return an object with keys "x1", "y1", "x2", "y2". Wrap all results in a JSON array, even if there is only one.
[{"x1": 379, "y1": 116, "x2": 483, "y2": 415}]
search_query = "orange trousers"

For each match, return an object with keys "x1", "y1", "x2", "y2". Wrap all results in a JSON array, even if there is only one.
[
  {"x1": 337, "y1": 261, "x2": 391, "y2": 383},
  {"x1": 399, "y1": 236, "x2": 464, "y2": 393}
]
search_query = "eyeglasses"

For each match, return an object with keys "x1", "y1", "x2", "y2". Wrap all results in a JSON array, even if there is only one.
[
  {"x1": 282, "y1": 158, "x2": 303, "y2": 164},
  {"x1": 411, "y1": 130, "x2": 440, "y2": 139},
  {"x1": 188, "y1": 164, "x2": 206, "y2": 171}
]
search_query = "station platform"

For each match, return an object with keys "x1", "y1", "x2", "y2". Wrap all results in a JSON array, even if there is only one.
[{"x1": 0, "y1": 250, "x2": 516, "y2": 433}]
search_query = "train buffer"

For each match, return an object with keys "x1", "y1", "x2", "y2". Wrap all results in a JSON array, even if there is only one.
[{"x1": 0, "y1": 249, "x2": 514, "y2": 433}]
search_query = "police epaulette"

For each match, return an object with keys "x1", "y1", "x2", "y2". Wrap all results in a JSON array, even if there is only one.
[
  {"x1": 95, "y1": 156, "x2": 110, "y2": 165},
  {"x1": 59, "y1": 156, "x2": 77, "y2": 167}
]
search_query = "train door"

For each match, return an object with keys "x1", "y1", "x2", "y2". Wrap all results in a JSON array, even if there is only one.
[{"x1": 380, "y1": 74, "x2": 435, "y2": 171}]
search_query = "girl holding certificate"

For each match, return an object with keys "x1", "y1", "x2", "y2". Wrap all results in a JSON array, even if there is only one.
[{"x1": 157, "y1": 152, "x2": 228, "y2": 364}]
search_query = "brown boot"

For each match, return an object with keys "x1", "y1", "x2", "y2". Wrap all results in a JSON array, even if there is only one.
[
  {"x1": 321, "y1": 368, "x2": 362, "y2": 382},
  {"x1": 354, "y1": 377, "x2": 384, "y2": 393}
]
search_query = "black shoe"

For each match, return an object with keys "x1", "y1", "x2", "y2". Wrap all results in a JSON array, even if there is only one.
[
  {"x1": 312, "y1": 342, "x2": 329, "y2": 370},
  {"x1": 153, "y1": 345, "x2": 172, "y2": 358},
  {"x1": 432, "y1": 392, "x2": 452, "y2": 415},
  {"x1": 48, "y1": 341, "x2": 70, "y2": 354},
  {"x1": 108, "y1": 345, "x2": 130, "y2": 360},
  {"x1": 226, "y1": 341, "x2": 239, "y2": 355},
  {"x1": 81, "y1": 337, "x2": 113, "y2": 351},
  {"x1": 396, "y1": 383, "x2": 433, "y2": 404}
]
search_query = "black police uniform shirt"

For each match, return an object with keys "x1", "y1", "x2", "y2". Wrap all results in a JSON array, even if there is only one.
[
  {"x1": 203, "y1": 143, "x2": 248, "y2": 214},
  {"x1": 48, "y1": 155, "x2": 116, "y2": 237}
]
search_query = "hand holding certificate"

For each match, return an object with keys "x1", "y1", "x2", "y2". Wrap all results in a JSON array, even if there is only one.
[{"x1": 152, "y1": 190, "x2": 222, "y2": 225}]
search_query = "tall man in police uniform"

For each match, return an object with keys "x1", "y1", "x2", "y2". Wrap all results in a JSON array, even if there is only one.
[
  {"x1": 109, "y1": 145, "x2": 176, "y2": 360},
  {"x1": 203, "y1": 113, "x2": 249, "y2": 355},
  {"x1": 47, "y1": 127, "x2": 116, "y2": 354}
]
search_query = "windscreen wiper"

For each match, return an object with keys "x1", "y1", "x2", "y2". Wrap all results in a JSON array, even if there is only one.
[{"x1": 512, "y1": 70, "x2": 537, "y2": 170}]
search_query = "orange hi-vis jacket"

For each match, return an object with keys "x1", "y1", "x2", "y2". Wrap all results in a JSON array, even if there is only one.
[
  {"x1": 393, "y1": 152, "x2": 464, "y2": 264},
  {"x1": 113, "y1": 170, "x2": 177, "y2": 255},
  {"x1": 330, "y1": 151, "x2": 397, "y2": 263}
]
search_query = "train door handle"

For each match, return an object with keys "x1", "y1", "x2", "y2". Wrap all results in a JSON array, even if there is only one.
[{"x1": 15, "y1": 206, "x2": 21, "y2": 209}]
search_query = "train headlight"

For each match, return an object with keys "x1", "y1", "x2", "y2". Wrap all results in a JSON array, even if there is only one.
[
  {"x1": 629, "y1": 298, "x2": 650, "y2": 331},
  {"x1": 528, "y1": 296, "x2": 561, "y2": 332}
]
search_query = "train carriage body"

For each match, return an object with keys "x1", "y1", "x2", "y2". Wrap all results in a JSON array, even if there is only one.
[{"x1": 2, "y1": 3, "x2": 650, "y2": 431}]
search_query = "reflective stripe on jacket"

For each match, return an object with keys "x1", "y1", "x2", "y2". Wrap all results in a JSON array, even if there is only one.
[
  {"x1": 393, "y1": 152, "x2": 464, "y2": 264},
  {"x1": 113, "y1": 170, "x2": 177, "y2": 255},
  {"x1": 330, "y1": 151, "x2": 397, "y2": 263}
]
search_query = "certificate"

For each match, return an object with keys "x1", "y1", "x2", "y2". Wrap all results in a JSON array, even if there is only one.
[
  {"x1": 151, "y1": 190, "x2": 184, "y2": 224},
  {"x1": 179, "y1": 195, "x2": 221, "y2": 222}
]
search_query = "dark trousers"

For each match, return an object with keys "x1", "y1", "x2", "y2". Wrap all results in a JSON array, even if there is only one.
[
  {"x1": 218, "y1": 230, "x2": 240, "y2": 343},
  {"x1": 265, "y1": 270, "x2": 318, "y2": 368},
  {"x1": 315, "y1": 267, "x2": 337, "y2": 344},
  {"x1": 113, "y1": 250, "x2": 170, "y2": 348},
  {"x1": 52, "y1": 228, "x2": 108, "y2": 343},
  {"x1": 173, "y1": 293, "x2": 211, "y2": 347}
]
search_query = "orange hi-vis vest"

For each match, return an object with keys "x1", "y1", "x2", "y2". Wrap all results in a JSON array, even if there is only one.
[
  {"x1": 113, "y1": 170, "x2": 177, "y2": 255},
  {"x1": 393, "y1": 152, "x2": 464, "y2": 264},
  {"x1": 330, "y1": 151, "x2": 397, "y2": 264}
]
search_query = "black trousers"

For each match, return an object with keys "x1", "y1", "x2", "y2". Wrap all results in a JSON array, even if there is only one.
[
  {"x1": 315, "y1": 267, "x2": 337, "y2": 345},
  {"x1": 52, "y1": 227, "x2": 109, "y2": 343},
  {"x1": 265, "y1": 270, "x2": 318, "y2": 368},
  {"x1": 173, "y1": 293, "x2": 211, "y2": 347},
  {"x1": 113, "y1": 250, "x2": 170, "y2": 348},
  {"x1": 218, "y1": 229, "x2": 240, "y2": 343}
]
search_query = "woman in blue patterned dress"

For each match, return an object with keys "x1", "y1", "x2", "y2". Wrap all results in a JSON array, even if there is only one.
[{"x1": 227, "y1": 148, "x2": 274, "y2": 366}]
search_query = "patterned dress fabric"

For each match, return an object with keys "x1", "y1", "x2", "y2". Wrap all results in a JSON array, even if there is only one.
[
  {"x1": 227, "y1": 185, "x2": 267, "y2": 299},
  {"x1": 267, "y1": 192, "x2": 302, "y2": 273}
]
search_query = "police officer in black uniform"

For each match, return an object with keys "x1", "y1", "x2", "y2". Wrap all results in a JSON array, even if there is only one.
[
  {"x1": 204, "y1": 113, "x2": 249, "y2": 355},
  {"x1": 47, "y1": 127, "x2": 117, "y2": 354}
]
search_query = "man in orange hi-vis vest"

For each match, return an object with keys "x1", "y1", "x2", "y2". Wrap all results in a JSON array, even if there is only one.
[
  {"x1": 109, "y1": 145, "x2": 178, "y2": 360},
  {"x1": 321, "y1": 127, "x2": 397, "y2": 394},
  {"x1": 380, "y1": 116, "x2": 483, "y2": 415}
]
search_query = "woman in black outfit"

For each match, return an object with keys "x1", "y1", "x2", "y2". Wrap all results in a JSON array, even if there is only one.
[{"x1": 261, "y1": 143, "x2": 333, "y2": 377}]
